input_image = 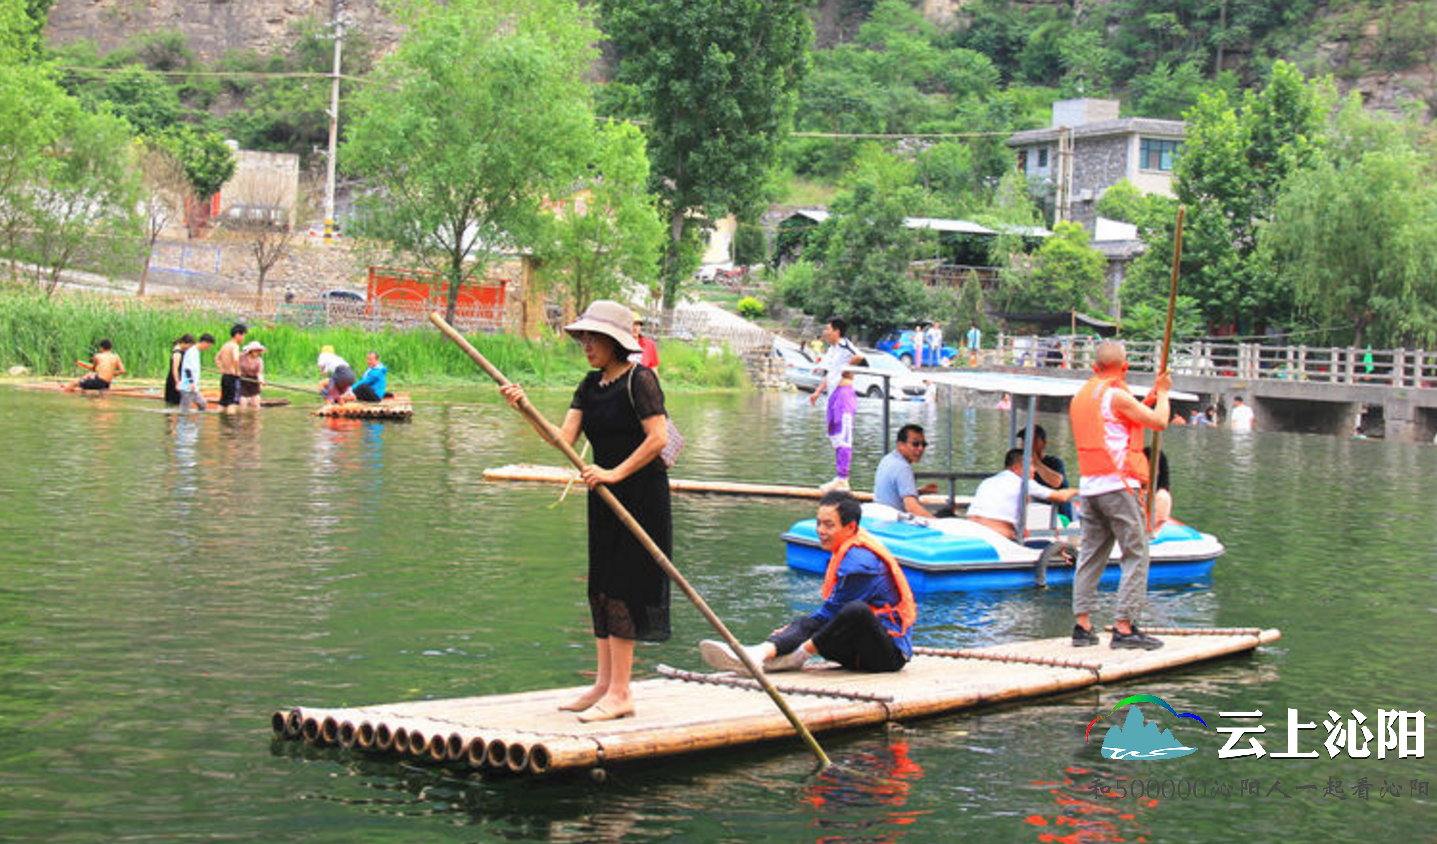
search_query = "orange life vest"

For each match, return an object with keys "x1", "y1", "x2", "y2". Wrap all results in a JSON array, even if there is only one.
[
  {"x1": 1070, "y1": 373, "x2": 1149, "y2": 485},
  {"x1": 822, "y1": 528, "x2": 917, "y2": 637}
]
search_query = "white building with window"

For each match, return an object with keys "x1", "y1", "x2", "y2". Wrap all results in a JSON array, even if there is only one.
[{"x1": 1005, "y1": 98, "x2": 1185, "y2": 228}]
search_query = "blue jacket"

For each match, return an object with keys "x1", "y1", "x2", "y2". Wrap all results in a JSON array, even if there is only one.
[
  {"x1": 809, "y1": 545, "x2": 913, "y2": 658},
  {"x1": 354, "y1": 363, "x2": 387, "y2": 398}
]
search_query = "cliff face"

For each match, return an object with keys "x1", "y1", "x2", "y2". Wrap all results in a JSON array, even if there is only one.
[
  {"x1": 44, "y1": 0, "x2": 402, "y2": 60},
  {"x1": 43, "y1": 0, "x2": 1436, "y2": 121}
]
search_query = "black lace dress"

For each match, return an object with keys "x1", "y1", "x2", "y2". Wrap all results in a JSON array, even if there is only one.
[{"x1": 569, "y1": 364, "x2": 672, "y2": 642}]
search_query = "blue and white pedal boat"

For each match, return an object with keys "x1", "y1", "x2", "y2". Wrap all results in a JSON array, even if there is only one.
[{"x1": 782, "y1": 503, "x2": 1224, "y2": 594}]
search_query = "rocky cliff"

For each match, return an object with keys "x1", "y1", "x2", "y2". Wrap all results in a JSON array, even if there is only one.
[{"x1": 44, "y1": 0, "x2": 401, "y2": 60}]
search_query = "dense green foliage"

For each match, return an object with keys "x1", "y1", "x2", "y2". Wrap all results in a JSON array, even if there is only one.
[
  {"x1": 0, "y1": 287, "x2": 749, "y2": 388},
  {"x1": 532, "y1": 120, "x2": 665, "y2": 311},
  {"x1": 0, "y1": 0, "x2": 141, "y2": 290},
  {"x1": 1262, "y1": 97, "x2": 1437, "y2": 347},
  {"x1": 600, "y1": 0, "x2": 812, "y2": 307},
  {"x1": 342, "y1": 0, "x2": 600, "y2": 323}
]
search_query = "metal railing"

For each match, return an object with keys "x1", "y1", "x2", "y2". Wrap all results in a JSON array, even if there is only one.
[{"x1": 993, "y1": 334, "x2": 1437, "y2": 389}]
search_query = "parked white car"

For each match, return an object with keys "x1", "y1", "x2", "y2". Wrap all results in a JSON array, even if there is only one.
[
  {"x1": 851, "y1": 349, "x2": 931, "y2": 400},
  {"x1": 773, "y1": 341, "x2": 823, "y2": 392},
  {"x1": 800, "y1": 346, "x2": 930, "y2": 400}
]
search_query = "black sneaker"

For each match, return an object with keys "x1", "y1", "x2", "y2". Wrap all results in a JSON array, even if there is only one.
[
  {"x1": 1072, "y1": 624, "x2": 1100, "y2": 647},
  {"x1": 1110, "y1": 626, "x2": 1164, "y2": 650}
]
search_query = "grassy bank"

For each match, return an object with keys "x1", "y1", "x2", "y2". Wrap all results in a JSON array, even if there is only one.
[{"x1": 0, "y1": 288, "x2": 750, "y2": 390}]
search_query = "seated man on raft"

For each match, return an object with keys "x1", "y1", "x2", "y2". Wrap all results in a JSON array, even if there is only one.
[
  {"x1": 700, "y1": 491, "x2": 916, "y2": 674},
  {"x1": 966, "y1": 447, "x2": 1080, "y2": 540},
  {"x1": 64, "y1": 339, "x2": 125, "y2": 391}
]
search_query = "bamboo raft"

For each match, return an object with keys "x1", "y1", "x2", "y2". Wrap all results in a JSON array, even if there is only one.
[
  {"x1": 273, "y1": 627, "x2": 1280, "y2": 777},
  {"x1": 16, "y1": 381, "x2": 290, "y2": 407},
  {"x1": 311, "y1": 394, "x2": 413, "y2": 420},
  {"x1": 484, "y1": 463, "x2": 968, "y2": 505}
]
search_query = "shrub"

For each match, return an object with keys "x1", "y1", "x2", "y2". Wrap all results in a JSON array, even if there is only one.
[{"x1": 736, "y1": 296, "x2": 765, "y2": 320}]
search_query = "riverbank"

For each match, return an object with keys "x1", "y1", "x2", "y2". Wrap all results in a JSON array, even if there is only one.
[{"x1": 0, "y1": 287, "x2": 749, "y2": 390}]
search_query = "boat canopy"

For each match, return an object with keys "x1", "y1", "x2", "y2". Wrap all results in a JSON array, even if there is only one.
[{"x1": 924, "y1": 370, "x2": 1199, "y2": 402}]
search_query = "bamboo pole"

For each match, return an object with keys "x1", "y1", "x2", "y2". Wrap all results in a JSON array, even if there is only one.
[
  {"x1": 429, "y1": 311, "x2": 833, "y2": 770},
  {"x1": 239, "y1": 375, "x2": 316, "y2": 395},
  {"x1": 1147, "y1": 205, "x2": 1185, "y2": 531}
]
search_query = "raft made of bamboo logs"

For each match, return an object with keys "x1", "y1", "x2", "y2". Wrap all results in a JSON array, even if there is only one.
[
  {"x1": 273, "y1": 627, "x2": 1280, "y2": 777},
  {"x1": 483, "y1": 463, "x2": 968, "y2": 505},
  {"x1": 311, "y1": 394, "x2": 413, "y2": 420},
  {"x1": 16, "y1": 381, "x2": 290, "y2": 407}
]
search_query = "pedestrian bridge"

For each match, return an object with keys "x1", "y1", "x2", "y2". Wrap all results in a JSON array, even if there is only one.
[{"x1": 971, "y1": 335, "x2": 1437, "y2": 443}]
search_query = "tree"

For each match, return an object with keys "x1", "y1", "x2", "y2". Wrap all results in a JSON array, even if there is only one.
[
  {"x1": 134, "y1": 136, "x2": 189, "y2": 296},
  {"x1": 25, "y1": 107, "x2": 142, "y2": 295},
  {"x1": 343, "y1": 0, "x2": 597, "y2": 323},
  {"x1": 533, "y1": 120, "x2": 665, "y2": 312},
  {"x1": 1263, "y1": 132, "x2": 1437, "y2": 348},
  {"x1": 800, "y1": 148, "x2": 929, "y2": 337},
  {"x1": 0, "y1": 0, "x2": 140, "y2": 290},
  {"x1": 1013, "y1": 221, "x2": 1108, "y2": 323},
  {"x1": 163, "y1": 124, "x2": 236, "y2": 238},
  {"x1": 1131, "y1": 61, "x2": 1333, "y2": 332},
  {"x1": 601, "y1": 0, "x2": 812, "y2": 310},
  {"x1": 217, "y1": 167, "x2": 311, "y2": 299}
]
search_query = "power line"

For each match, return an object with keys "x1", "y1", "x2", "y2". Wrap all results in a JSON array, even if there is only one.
[{"x1": 53, "y1": 65, "x2": 372, "y2": 84}]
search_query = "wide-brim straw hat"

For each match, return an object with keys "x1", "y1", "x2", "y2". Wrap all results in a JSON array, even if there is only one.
[
  {"x1": 242, "y1": 341, "x2": 266, "y2": 353},
  {"x1": 564, "y1": 300, "x2": 641, "y2": 353}
]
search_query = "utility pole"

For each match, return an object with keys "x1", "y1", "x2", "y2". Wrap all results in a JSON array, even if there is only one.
[{"x1": 323, "y1": 2, "x2": 345, "y2": 244}]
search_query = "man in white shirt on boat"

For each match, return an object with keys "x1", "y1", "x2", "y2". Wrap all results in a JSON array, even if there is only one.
[
  {"x1": 966, "y1": 448, "x2": 1079, "y2": 540},
  {"x1": 1229, "y1": 396, "x2": 1255, "y2": 432}
]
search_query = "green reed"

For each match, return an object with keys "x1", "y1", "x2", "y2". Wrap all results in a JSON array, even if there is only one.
[{"x1": 0, "y1": 287, "x2": 748, "y2": 390}]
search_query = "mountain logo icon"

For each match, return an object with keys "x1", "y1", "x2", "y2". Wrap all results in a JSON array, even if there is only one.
[{"x1": 1086, "y1": 695, "x2": 1206, "y2": 762}]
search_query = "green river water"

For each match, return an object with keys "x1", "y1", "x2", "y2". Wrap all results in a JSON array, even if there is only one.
[{"x1": 1, "y1": 385, "x2": 1435, "y2": 843}]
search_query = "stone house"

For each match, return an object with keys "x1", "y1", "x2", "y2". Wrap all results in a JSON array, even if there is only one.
[{"x1": 1006, "y1": 98, "x2": 1185, "y2": 230}]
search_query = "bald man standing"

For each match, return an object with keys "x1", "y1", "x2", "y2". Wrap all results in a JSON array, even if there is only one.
[{"x1": 1068, "y1": 342, "x2": 1170, "y2": 650}]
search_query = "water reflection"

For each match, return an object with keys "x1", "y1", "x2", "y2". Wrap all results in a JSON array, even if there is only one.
[
  {"x1": 3, "y1": 388, "x2": 1437, "y2": 844},
  {"x1": 802, "y1": 741, "x2": 929, "y2": 843}
]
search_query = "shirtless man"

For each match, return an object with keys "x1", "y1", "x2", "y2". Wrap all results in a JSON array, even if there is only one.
[
  {"x1": 64, "y1": 339, "x2": 125, "y2": 392},
  {"x1": 214, "y1": 323, "x2": 247, "y2": 414}
]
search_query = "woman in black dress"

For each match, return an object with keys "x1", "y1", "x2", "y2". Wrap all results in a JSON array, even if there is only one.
[
  {"x1": 501, "y1": 300, "x2": 670, "y2": 722},
  {"x1": 164, "y1": 334, "x2": 194, "y2": 406}
]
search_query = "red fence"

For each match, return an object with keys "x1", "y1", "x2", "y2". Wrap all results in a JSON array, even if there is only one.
[{"x1": 366, "y1": 266, "x2": 509, "y2": 329}]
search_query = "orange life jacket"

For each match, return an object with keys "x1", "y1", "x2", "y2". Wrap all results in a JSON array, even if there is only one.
[
  {"x1": 822, "y1": 528, "x2": 917, "y2": 637},
  {"x1": 1070, "y1": 373, "x2": 1149, "y2": 485}
]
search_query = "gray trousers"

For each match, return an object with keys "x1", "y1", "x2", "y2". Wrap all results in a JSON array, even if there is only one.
[
  {"x1": 1072, "y1": 488, "x2": 1150, "y2": 620},
  {"x1": 179, "y1": 390, "x2": 207, "y2": 413}
]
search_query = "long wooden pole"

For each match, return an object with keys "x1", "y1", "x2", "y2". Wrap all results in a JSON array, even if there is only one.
[
  {"x1": 429, "y1": 312, "x2": 832, "y2": 769},
  {"x1": 239, "y1": 375, "x2": 318, "y2": 396},
  {"x1": 1147, "y1": 205, "x2": 1185, "y2": 530}
]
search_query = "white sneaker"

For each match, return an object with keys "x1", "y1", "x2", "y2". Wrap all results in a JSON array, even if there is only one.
[
  {"x1": 818, "y1": 477, "x2": 850, "y2": 493},
  {"x1": 763, "y1": 647, "x2": 811, "y2": 672},
  {"x1": 699, "y1": 639, "x2": 770, "y2": 676}
]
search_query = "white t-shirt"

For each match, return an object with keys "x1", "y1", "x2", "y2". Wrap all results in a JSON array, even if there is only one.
[
  {"x1": 818, "y1": 338, "x2": 860, "y2": 394},
  {"x1": 316, "y1": 352, "x2": 349, "y2": 375},
  {"x1": 1079, "y1": 385, "x2": 1143, "y2": 497},
  {"x1": 925, "y1": 326, "x2": 942, "y2": 350},
  {"x1": 1230, "y1": 404, "x2": 1254, "y2": 432},
  {"x1": 967, "y1": 468, "x2": 1056, "y2": 529}
]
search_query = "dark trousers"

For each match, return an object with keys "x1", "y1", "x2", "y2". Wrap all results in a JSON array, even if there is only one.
[
  {"x1": 352, "y1": 384, "x2": 381, "y2": 402},
  {"x1": 219, "y1": 373, "x2": 241, "y2": 406},
  {"x1": 767, "y1": 601, "x2": 907, "y2": 672}
]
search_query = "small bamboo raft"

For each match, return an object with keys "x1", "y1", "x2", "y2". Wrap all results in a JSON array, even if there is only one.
[
  {"x1": 312, "y1": 394, "x2": 413, "y2": 420},
  {"x1": 273, "y1": 627, "x2": 1280, "y2": 777},
  {"x1": 484, "y1": 463, "x2": 968, "y2": 505},
  {"x1": 16, "y1": 381, "x2": 290, "y2": 407}
]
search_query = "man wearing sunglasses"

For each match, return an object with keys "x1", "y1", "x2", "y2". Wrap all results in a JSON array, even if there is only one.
[{"x1": 873, "y1": 424, "x2": 941, "y2": 519}]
